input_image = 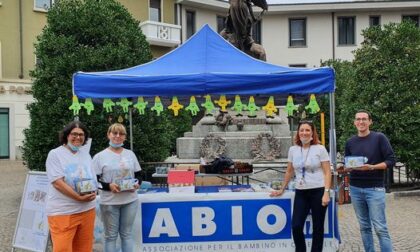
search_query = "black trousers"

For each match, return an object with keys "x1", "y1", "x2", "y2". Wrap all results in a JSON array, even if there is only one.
[{"x1": 292, "y1": 187, "x2": 327, "y2": 252}]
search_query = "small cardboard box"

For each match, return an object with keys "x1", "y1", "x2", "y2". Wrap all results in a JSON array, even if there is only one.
[
  {"x1": 168, "y1": 170, "x2": 195, "y2": 194},
  {"x1": 345, "y1": 156, "x2": 367, "y2": 168}
]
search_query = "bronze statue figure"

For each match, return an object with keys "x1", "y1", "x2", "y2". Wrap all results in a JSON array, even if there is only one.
[{"x1": 220, "y1": 0, "x2": 268, "y2": 61}]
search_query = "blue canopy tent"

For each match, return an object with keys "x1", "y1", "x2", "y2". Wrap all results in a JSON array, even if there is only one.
[
  {"x1": 72, "y1": 24, "x2": 339, "y2": 244},
  {"x1": 73, "y1": 25, "x2": 334, "y2": 98},
  {"x1": 72, "y1": 24, "x2": 337, "y2": 170}
]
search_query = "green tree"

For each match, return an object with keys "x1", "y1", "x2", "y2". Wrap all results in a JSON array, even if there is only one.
[
  {"x1": 22, "y1": 0, "x2": 190, "y2": 170},
  {"x1": 337, "y1": 22, "x2": 420, "y2": 171},
  {"x1": 320, "y1": 59, "x2": 356, "y2": 152}
]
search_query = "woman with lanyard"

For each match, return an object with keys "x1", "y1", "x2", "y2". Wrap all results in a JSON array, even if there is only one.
[{"x1": 270, "y1": 120, "x2": 331, "y2": 252}]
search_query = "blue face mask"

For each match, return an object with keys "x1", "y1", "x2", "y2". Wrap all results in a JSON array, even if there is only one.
[
  {"x1": 109, "y1": 141, "x2": 124, "y2": 148},
  {"x1": 67, "y1": 142, "x2": 80, "y2": 152}
]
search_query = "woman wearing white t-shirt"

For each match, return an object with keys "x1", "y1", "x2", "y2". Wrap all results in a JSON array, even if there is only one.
[
  {"x1": 46, "y1": 121, "x2": 97, "y2": 252},
  {"x1": 93, "y1": 123, "x2": 141, "y2": 252},
  {"x1": 270, "y1": 120, "x2": 331, "y2": 252}
]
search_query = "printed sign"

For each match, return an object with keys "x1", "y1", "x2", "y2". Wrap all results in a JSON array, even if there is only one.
[{"x1": 13, "y1": 171, "x2": 49, "y2": 252}]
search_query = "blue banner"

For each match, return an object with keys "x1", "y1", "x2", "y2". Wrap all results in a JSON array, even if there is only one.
[{"x1": 142, "y1": 199, "x2": 292, "y2": 243}]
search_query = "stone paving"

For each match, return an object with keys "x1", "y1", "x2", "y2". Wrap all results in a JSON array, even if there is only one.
[{"x1": 1, "y1": 160, "x2": 419, "y2": 251}]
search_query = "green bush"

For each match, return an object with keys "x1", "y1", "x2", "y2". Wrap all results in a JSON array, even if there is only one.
[
  {"x1": 22, "y1": 0, "x2": 191, "y2": 170},
  {"x1": 323, "y1": 22, "x2": 419, "y2": 171}
]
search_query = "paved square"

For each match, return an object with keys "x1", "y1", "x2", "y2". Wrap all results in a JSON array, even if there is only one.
[{"x1": 1, "y1": 160, "x2": 419, "y2": 251}]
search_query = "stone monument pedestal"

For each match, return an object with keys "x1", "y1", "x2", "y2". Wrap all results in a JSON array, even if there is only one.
[{"x1": 167, "y1": 107, "x2": 294, "y2": 183}]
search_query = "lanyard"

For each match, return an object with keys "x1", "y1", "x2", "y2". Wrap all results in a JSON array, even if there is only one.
[{"x1": 300, "y1": 146, "x2": 311, "y2": 180}]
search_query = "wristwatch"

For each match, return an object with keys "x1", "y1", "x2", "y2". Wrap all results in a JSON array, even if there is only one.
[{"x1": 324, "y1": 188, "x2": 331, "y2": 193}]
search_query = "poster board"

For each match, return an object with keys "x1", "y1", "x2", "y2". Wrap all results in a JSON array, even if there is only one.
[{"x1": 12, "y1": 171, "x2": 49, "y2": 252}]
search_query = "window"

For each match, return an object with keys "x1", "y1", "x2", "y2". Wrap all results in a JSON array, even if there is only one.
[
  {"x1": 402, "y1": 15, "x2": 419, "y2": 27},
  {"x1": 338, "y1": 17, "x2": 355, "y2": 45},
  {"x1": 369, "y1": 16, "x2": 381, "y2": 27},
  {"x1": 217, "y1": 16, "x2": 226, "y2": 33},
  {"x1": 150, "y1": 0, "x2": 161, "y2": 22},
  {"x1": 289, "y1": 18, "x2": 306, "y2": 47},
  {"x1": 186, "y1": 11, "x2": 196, "y2": 39},
  {"x1": 252, "y1": 20, "x2": 262, "y2": 44},
  {"x1": 34, "y1": 0, "x2": 53, "y2": 11}
]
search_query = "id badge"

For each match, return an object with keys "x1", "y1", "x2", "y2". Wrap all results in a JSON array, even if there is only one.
[{"x1": 298, "y1": 167, "x2": 306, "y2": 186}]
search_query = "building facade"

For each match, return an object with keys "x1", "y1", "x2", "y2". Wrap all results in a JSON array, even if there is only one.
[
  {"x1": 0, "y1": 0, "x2": 180, "y2": 159},
  {"x1": 177, "y1": 0, "x2": 420, "y2": 67},
  {"x1": 0, "y1": 0, "x2": 419, "y2": 160}
]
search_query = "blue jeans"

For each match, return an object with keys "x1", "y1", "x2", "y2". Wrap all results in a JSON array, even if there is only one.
[
  {"x1": 350, "y1": 186, "x2": 393, "y2": 252},
  {"x1": 100, "y1": 199, "x2": 138, "y2": 252}
]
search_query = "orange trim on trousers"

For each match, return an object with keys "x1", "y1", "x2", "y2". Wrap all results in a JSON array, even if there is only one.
[{"x1": 47, "y1": 208, "x2": 96, "y2": 252}]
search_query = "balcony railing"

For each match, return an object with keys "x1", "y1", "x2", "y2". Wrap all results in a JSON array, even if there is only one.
[{"x1": 139, "y1": 21, "x2": 181, "y2": 47}]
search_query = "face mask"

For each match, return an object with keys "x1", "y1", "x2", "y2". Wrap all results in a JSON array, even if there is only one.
[
  {"x1": 67, "y1": 142, "x2": 80, "y2": 152},
  {"x1": 109, "y1": 141, "x2": 124, "y2": 148},
  {"x1": 301, "y1": 137, "x2": 313, "y2": 145}
]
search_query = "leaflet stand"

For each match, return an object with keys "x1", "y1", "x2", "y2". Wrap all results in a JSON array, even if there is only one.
[{"x1": 12, "y1": 171, "x2": 50, "y2": 252}]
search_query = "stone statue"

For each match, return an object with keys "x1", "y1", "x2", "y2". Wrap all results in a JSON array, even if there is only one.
[
  {"x1": 215, "y1": 111, "x2": 232, "y2": 131},
  {"x1": 220, "y1": 0, "x2": 268, "y2": 61}
]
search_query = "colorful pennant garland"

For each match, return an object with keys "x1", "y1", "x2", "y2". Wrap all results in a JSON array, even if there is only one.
[
  {"x1": 185, "y1": 96, "x2": 200, "y2": 116},
  {"x1": 246, "y1": 96, "x2": 260, "y2": 117},
  {"x1": 201, "y1": 95, "x2": 215, "y2": 116},
  {"x1": 69, "y1": 95, "x2": 82, "y2": 115},
  {"x1": 103, "y1": 98, "x2": 115, "y2": 113},
  {"x1": 151, "y1": 96, "x2": 164, "y2": 116},
  {"x1": 305, "y1": 94, "x2": 320, "y2": 114},
  {"x1": 82, "y1": 98, "x2": 94, "y2": 115},
  {"x1": 168, "y1": 96, "x2": 183, "y2": 116},
  {"x1": 116, "y1": 98, "x2": 133, "y2": 113},
  {"x1": 133, "y1": 96, "x2": 148, "y2": 115},
  {"x1": 231, "y1": 95, "x2": 247, "y2": 116},
  {"x1": 214, "y1": 95, "x2": 231, "y2": 112},
  {"x1": 285, "y1": 95, "x2": 298, "y2": 116},
  {"x1": 262, "y1": 96, "x2": 278, "y2": 118},
  {"x1": 71, "y1": 94, "x2": 322, "y2": 118}
]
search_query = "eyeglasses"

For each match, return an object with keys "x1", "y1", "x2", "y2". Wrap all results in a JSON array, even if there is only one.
[
  {"x1": 70, "y1": 132, "x2": 85, "y2": 138},
  {"x1": 299, "y1": 120, "x2": 313, "y2": 125},
  {"x1": 111, "y1": 131, "x2": 126, "y2": 136},
  {"x1": 355, "y1": 118, "x2": 369, "y2": 122}
]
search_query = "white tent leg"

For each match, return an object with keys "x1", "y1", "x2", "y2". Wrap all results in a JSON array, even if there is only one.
[{"x1": 129, "y1": 108, "x2": 134, "y2": 151}]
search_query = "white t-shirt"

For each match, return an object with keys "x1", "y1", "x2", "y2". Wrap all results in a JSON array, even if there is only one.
[
  {"x1": 288, "y1": 144, "x2": 330, "y2": 190},
  {"x1": 93, "y1": 148, "x2": 141, "y2": 205},
  {"x1": 46, "y1": 145, "x2": 97, "y2": 216}
]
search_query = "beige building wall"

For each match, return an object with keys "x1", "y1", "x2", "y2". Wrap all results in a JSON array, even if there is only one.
[
  {"x1": 180, "y1": 4, "x2": 420, "y2": 67},
  {"x1": 162, "y1": 0, "x2": 175, "y2": 24},
  {"x1": 180, "y1": 7, "x2": 225, "y2": 42},
  {"x1": 120, "y1": 0, "x2": 149, "y2": 21},
  {"x1": 263, "y1": 13, "x2": 334, "y2": 67},
  {"x1": 0, "y1": 0, "x2": 21, "y2": 79}
]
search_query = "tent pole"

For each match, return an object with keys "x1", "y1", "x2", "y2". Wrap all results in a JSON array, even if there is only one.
[
  {"x1": 329, "y1": 92, "x2": 337, "y2": 170},
  {"x1": 129, "y1": 108, "x2": 134, "y2": 151},
  {"x1": 329, "y1": 92, "x2": 338, "y2": 192}
]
